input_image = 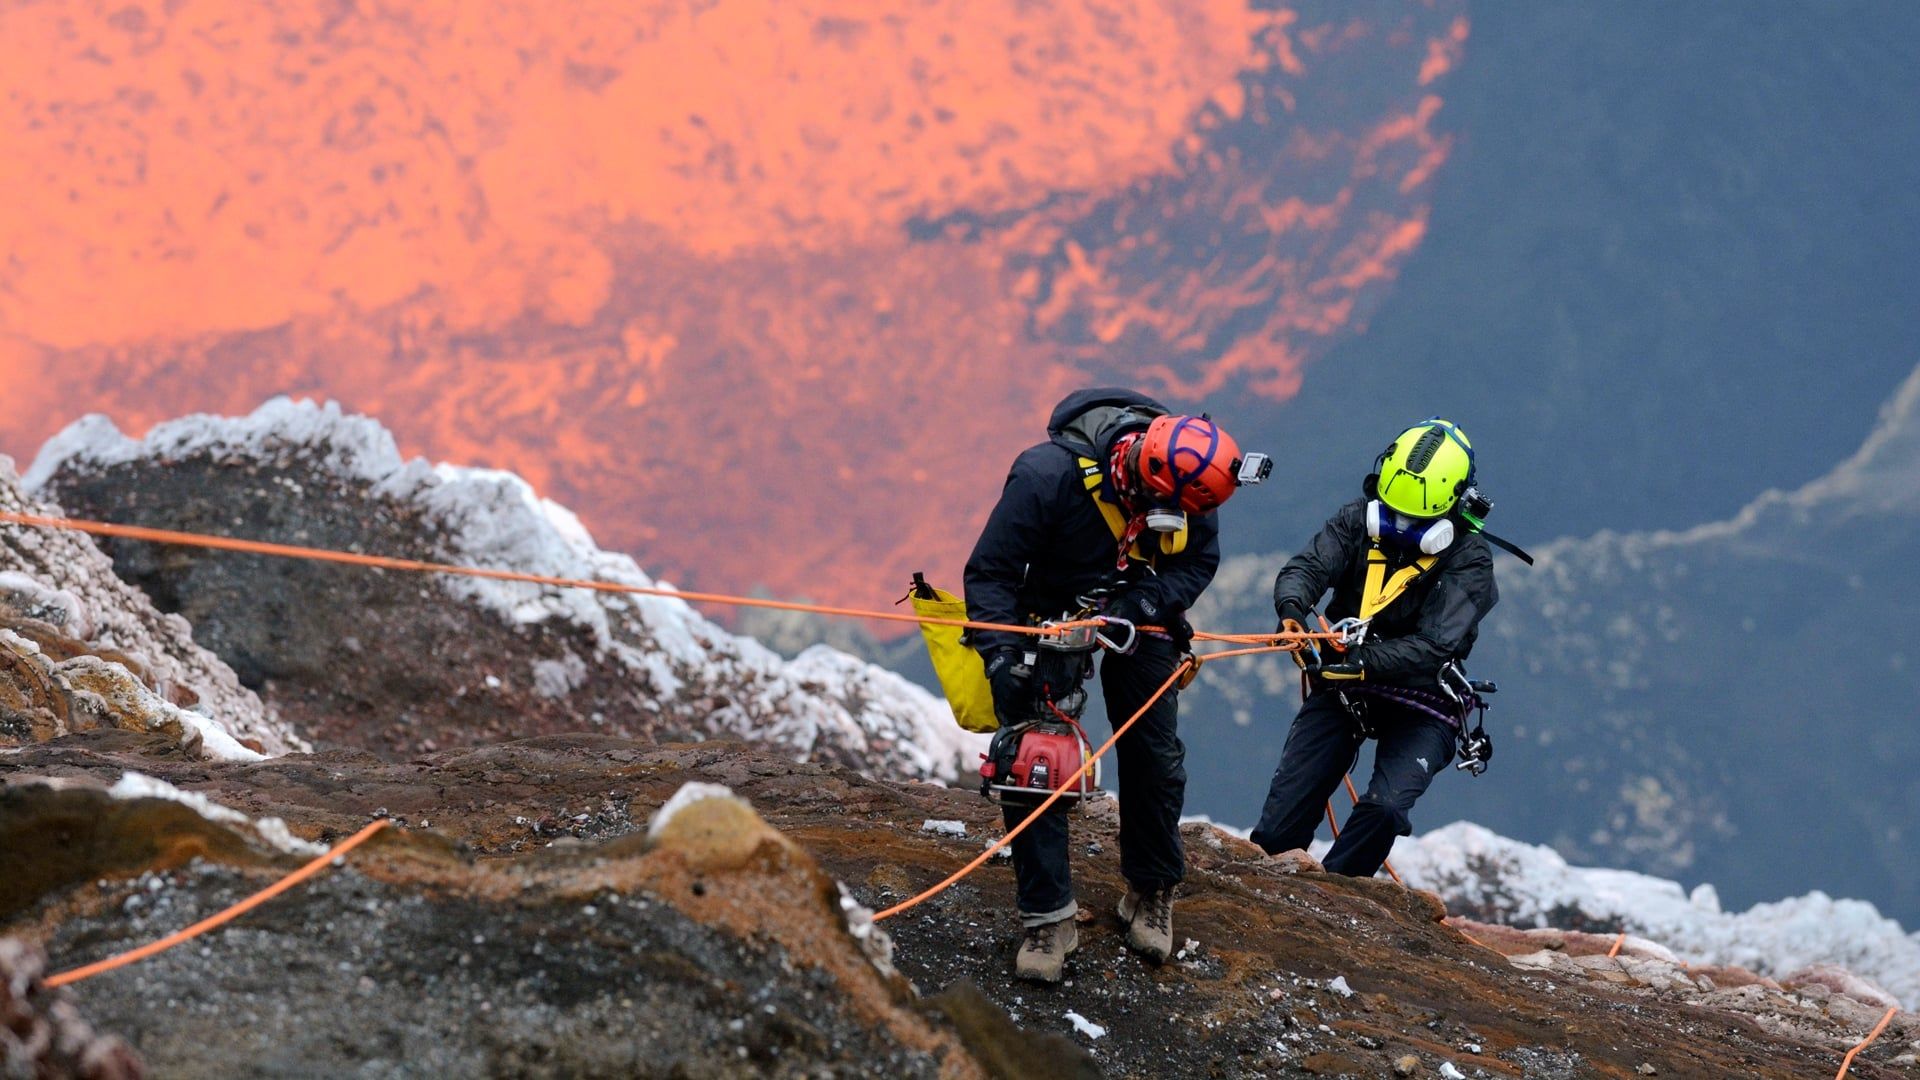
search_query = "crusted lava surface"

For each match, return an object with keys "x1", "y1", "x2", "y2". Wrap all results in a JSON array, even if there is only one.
[{"x1": 8, "y1": 732, "x2": 1912, "y2": 1079}]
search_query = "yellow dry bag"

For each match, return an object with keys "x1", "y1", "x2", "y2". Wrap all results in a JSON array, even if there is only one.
[{"x1": 907, "y1": 575, "x2": 999, "y2": 733}]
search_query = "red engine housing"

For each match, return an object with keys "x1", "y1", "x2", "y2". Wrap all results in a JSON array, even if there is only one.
[{"x1": 980, "y1": 723, "x2": 1098, "y2": 804}]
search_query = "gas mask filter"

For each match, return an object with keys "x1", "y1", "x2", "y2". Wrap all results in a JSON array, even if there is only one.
[
  {"x1": 1366, "y1": 500, "x2": 1454, "y2": 554},
  {"x1": 1143, "y1": 506, "x2": 1187, "y2": 533}
]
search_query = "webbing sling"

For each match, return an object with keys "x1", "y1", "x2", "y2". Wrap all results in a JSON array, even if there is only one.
[
  {"x1": 1360, "y1": 545, "x2": 1437, "y2": 620},
  {"x1": 1078, "y1": 457, "x2": 1187, "y2": 561}
]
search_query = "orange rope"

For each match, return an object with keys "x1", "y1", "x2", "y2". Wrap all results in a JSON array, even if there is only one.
[
  {"x1": 0, "y1": 513, "x2": 1349, "y2": 926},
  {"x1": 45, "y1": 819, "x2": 391, "y2": 988},
  {"x1": 873, "y1": 659, "x2": 1196, "y2": 922},
  {"x1": 1187, "y1": 642, "x2": 1309, "y2": 661},
  {"x1": 1835, "y1": 1006, "x2": 1899, "y2": 1079},
  {"x1": 1607, "y1": 931, "x2": 1627, "y2": 958},
  {"x1": 874, "y1": 644, "x2": 1296, "y2": 922},
  {"x1": 1191, "y1": 629, "x2": 1312, "y2": 644},
  {"x1": 0, "y1": 510, "x2": 1337, "y2": 648}
]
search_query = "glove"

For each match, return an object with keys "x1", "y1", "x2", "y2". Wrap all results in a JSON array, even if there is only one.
[
  {"x1": 982, "y1": 647, "x2": 1031, "y2": 719},
  {"x1": 1302, "y1": 650, "x2": 1365, "y2": 682},
  {"x1": 1096, "y1": 590, "x2": 1161, "y2": 656},
  {"x1": 1275, "y1": 597, "x2": 1314, "y2": 670},
  {"x1": 1314, "y1": 659, "x2": 1366, "y2": 682},
  {"x1": 1104, "y1": 589, "x2": 1161, "y2": 630}
]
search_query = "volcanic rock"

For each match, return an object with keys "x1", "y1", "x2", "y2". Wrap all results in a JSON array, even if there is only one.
[
  {"x1": 0, "y1": 463, "x2": 294, "y2": 758},
  {"x1": 28, "y1": 399, "x2": 980, "y2": 778}
]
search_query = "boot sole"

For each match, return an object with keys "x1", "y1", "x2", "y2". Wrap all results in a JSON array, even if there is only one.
[{"x1": 1124, "y1": 934, "x2": 1171, "y2": 964}]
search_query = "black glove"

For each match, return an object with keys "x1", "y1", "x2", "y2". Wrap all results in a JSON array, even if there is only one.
[
  {"x1": 1096, "y1": 590, "x2": 1163, "y2": 656},
  {"x1": 982, "y1": 647, "x2": 1031, "y2": 720},
  {"x1": 1275, "y1": 597, "x2": 1315, "y2": 670},
  {"x1": 1104, "y1": 589, "x2": 1161, "y2": 629},
  {"x1": 1314, "y1": 658, "x2": 1366, "y2": 682},
  {"x1": 1301, "y1": 648, "x2": 1365, "y2": 682}
]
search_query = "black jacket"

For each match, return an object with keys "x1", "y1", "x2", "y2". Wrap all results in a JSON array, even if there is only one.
[
  {"x1": 964, "y1": 388, "x2": 1223, "y2": 655},
  {"x1": 1272, "y1": 498, "x2": 1498, "y2": 686}
]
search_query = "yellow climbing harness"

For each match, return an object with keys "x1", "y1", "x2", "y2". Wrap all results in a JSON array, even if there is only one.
[
  {"x1": 1078, "y1": 456, "x2": 1186, "y2": 561},
  {"x1": 1360, "y1": 545, "x2": 1438, "y2": 620}
]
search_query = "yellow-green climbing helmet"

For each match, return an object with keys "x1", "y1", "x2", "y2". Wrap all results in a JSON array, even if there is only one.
[{"x1": 1374, "y1": 418, "x2": 1475, "y2": 518}]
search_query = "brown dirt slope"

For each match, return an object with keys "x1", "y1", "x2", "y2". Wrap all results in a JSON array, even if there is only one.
[{"x1": 5, "y1": 732, "x2": 1915, "y2": 1078}]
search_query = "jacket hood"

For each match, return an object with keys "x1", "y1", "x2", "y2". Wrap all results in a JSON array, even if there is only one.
[{"x1": 1046, "y1": 387, "x2": 1170, "y2": 459}]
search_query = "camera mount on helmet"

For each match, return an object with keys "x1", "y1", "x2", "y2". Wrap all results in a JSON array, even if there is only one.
[
  {"x1": 1459, "y1": 485, "x2": 1494, "y2": 523},
  {"x1": 1235, "y1": 452, "x2": 1273, "y2": 487}
]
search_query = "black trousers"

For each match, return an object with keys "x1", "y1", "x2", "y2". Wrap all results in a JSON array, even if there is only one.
[
  {"x1": 1248, "y1": 690, "x2": 1455, "y2": 877},
  {"x1": 1003, "y1": 639, "x2": 1187, "y2": 921}
]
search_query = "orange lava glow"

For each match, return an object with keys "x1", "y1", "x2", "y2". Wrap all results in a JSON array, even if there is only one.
[{"x1": 0, "y1": 1, "x2": 1466, "y2": 622}]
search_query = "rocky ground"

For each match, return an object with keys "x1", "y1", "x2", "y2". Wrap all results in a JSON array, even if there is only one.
[{"x1": 6, "y1": 732, "x2": 1916, "y2": 1078}]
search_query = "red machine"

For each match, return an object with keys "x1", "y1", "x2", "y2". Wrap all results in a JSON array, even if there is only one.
[{"x1": 980, "y1": 720, "x2": 1100, "y2": 806}]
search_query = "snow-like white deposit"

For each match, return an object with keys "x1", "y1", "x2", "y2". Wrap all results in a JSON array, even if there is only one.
[
  {"x1": 1388, "y1": 821, "x2": 1920, "y2": 1007},
  {"x1": 0, "y1": 460, "x2": 296, "y2": 755},
  {"x1": 168, "y1": 702, "x2": 262, "y2": 762},
  {"x1": 647, "y1": 781, "x2": 740, "y2": 839},
  {"x1": 108, "y1": 771, "x2": 323, "y2": 856},
  {"x1": 28, "y1": 398, "x2": 987, "y2": 780},
  {"x1": 1064, "y1": 1011, "x2": 1107, "y2": 1040}
]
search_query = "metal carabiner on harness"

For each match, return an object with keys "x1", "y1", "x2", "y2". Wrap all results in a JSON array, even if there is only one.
[
  {"x1": 1454, "y1": 729, "x2": 1492, "y2": 776},
  {"x1": 1437, "y1": 661, "x2": 1497, "y2": 704},
  {"x1": 1326, "y1": 617, "x2": 1370, "y2": 649},
  {"x1": 1437, "y1": 661, "x2": 1469, "y2": 706},
  {"x1": 1438, "y1": 661, "x2": 1495, "y2": 776},
  {"x1": 1093, "y1": 615, "x2": 1138, "y2": 656}
]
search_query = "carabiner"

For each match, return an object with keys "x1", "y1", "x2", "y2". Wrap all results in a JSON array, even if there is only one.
[
  {"x1": 1094, "y1": 615, "x2": 1139, "y2": 656},
  {"x1": 1327, "y1": 617, "x2": 1370, "y2": 649}
]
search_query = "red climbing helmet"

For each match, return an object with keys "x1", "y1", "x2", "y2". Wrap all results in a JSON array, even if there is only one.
[{"x1": 1130, "y1": 414, "x2": 1255, "y2": 516}]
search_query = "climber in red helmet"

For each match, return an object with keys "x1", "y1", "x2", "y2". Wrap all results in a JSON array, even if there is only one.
[{"x1": 964, "y1": 387, "x2": 1268, "y2": 983}]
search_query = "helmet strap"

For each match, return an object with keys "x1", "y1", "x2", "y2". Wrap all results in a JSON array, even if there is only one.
[{"x1": 1162, "y1": 415, "x2": 1220, "y2": 512}]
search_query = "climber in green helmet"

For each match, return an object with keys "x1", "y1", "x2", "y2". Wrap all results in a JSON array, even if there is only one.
[{"x1": 1249, "y1": 418, "x2": 1516, "y2": 878}]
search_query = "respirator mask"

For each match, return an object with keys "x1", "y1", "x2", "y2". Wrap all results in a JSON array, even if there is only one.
[
  {"x1": 1142, "y1": 505, "x2": 1185, "y2": 533},
  {"x1": 1366, "y1": 500, "x2": 1455, "y2": 555}
]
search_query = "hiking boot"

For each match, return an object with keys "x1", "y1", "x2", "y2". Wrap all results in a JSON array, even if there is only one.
[
  {"x1": 1014, "y1": 918, "x2": 1079, "y2": 983},
  {"x1": 1117, "y1": 887, "x2": 1175, "y2": 963}
]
